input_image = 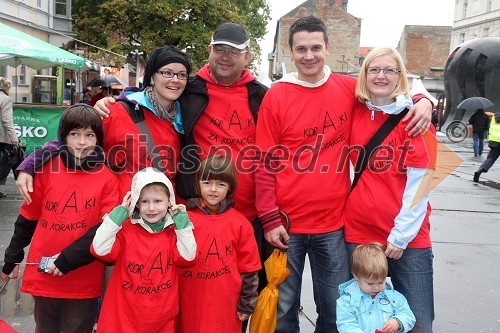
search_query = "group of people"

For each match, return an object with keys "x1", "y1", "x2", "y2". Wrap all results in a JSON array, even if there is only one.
[{"x1": 2, "y1": 16, "x2": 437, "y2": 333}]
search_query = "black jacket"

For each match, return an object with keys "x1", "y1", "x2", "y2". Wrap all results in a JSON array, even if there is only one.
[
  {"x1": 175, "y1": 75, "x2": 268, "y2": 199},
  {"x1": 469, "y1": 110, "x2": 490, "y2": 134}
]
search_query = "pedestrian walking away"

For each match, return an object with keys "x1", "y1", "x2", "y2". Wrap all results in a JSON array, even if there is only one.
[
  {"x1": 474, "y1": 112, "x2": 500, "y2": 182},
  {"x1": 468, "y1": 109, "x2": 490, "y2": 157}
]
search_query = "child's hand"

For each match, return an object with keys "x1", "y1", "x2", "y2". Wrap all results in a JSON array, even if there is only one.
[
  {"x1": 46, "y1": 254, "x2": 64, "y2": 277},
  {"x1": 171, "y1": 206, "x2": 191, "y2": 230},
  {"x1": 121, "y1": 191, "x2": 132, "y2": 208},
  {"x1": 169, "y1": 204, "x2": 186, "y2": 215},
  {"x1": 237, "y1": 311, "x2": 249, "y2": 322},
  {"x1": 379, "y1": 318, "x2": 400, "y2": 333},
  {"x1": 1, "y1": 264, "x2": 20, "y2": 281}
]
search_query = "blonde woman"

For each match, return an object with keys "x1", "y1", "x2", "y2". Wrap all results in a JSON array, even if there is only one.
[{"x1": 343, "y1": 47, "x2": 437, "y2": 333}]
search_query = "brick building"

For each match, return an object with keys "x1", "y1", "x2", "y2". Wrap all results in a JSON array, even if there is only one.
[
  {"x1": 397, "y1": 25, "x2": 452, "y2": 78},
  {"x1": 269, "y1": 0, "x2": 360, "y2": 78}
]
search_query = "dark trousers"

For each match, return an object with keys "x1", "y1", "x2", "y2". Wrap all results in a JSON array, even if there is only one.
[
  {"x1": 479, "y1": 145, "x2": 500, "y2": 173},
  {"x1": 242, "y1": 217, "x2": 274, "y2": 333},
  {"x1": 33, "y1": 296, "x2": 98, "y2": 333}
]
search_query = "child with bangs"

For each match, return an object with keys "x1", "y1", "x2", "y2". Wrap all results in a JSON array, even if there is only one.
[
  {"x1": 177, "y1": 154, "x2": 261, "y2": 333},
  {"x1": 337, "y1": 243, "x2": 415, "y2": 333},
  {"x1": 1, "y1": 104, "x2": 120, "y2": 333}
]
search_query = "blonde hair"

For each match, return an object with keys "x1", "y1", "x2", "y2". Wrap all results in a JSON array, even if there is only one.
[
  {"x1": 0, "y1": 77, "x2": 12, "y2": 92},
  {"x1": 356, "y1": 47, "x2": 410, "y2": 103},
  {"x1": 351, "y1": 242, "x2": 388, "y2": 280}
]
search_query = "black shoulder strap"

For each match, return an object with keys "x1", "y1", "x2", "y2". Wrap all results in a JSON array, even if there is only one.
[
  {"x1": 118, "y1": 101, "x2": 164, "y2": 172},
  {"x1": 351, "y1": 108, "x2": 410, "y2": 191}
]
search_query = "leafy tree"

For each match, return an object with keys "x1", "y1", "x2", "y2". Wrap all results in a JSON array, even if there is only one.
[{"x1": 72, "y1": 0, "x2": 270, "y2": 72}]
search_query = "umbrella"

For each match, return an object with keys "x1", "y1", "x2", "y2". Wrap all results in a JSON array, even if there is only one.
[
  {"x1": 457, "y1": 97, "x2": 494, "y2": 110},
  {"x1": 0, "y1": 22, "x2": 85, "y2": 70},
  {"x1": 249, "y1": 211, "x2": 291, "y2": 333},
  {"x1": 87, "y1": 75, "x2": 128, "y2": 88}
]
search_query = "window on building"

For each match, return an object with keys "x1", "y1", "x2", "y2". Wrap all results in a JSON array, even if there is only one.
[
  {"x1": 459, "y1": 33, "x2": 465, "y2": 44},
  {"x1": 0, "y1": 66, "x2": 6, "y2": 78},
  {"x1": 55, "y1": 0, "x2": 67, "y2": 16},
  {"x1": 483, "y1": 27, "x2": 490, "y2": 36},
  {"x1": 19, "y1": 65, "x2": 28, "y2": 85},
  {"x1": 487, "y1": 0, "x2": 492, "y2": 12},
  {"x1": 37, "y1": 0, "x2": 42, "y2": 8},
  {"x1": 463, "y1": 0, "x2": 468, "y2": 18}
]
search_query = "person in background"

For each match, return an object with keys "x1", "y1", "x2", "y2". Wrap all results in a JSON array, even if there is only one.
[
  {"x1": 468, "y1": 108, "x2": 490, "y2": 157},
  {"x1": 90, "y1": 167, "x2": 196, "y2": 333},
  {"x1": 343, "y1": 47, "x2": 437, "y2": 333},
  {"x1": 474, "y1": 112, "x2": 500, "y2": 182},
  {"x1": 179, "y1": 155, "x2": 261, "y2": 332},
  {"x1": 0, "y1": 77, "x2": 19, "y2": 198},
  {"x1": 82, "y1": 88, "x2": 92, "y2": 103},
  {"x1": 337, "y1": 242, "x2": 415, "y2": 333},
  {"x1": 87, "y1": 86, "x2": 110, "y2": 107},
  {"x1": 1, "y1": 104, "x2": 120, "y2": 333}
]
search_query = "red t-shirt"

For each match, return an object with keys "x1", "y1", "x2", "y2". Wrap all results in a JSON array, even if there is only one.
[
  {"x1": 20, "y1": 157, "x2": 119, "y2": 299},
  {"x1": 343, "y1": 103, "x2": 437, "y2": 248},
  {"x1": 177, "y1": 208, "x2": 261, "y2": 333},
  {"x1": 103, "y1": 103, "x2": 180, "y2": 197},
  {"x1": 91, "y1": 221, "x2": 190, "y2": 333},
  {"x1": 255, "y1": 74, "x2": 357, "y2": 234},
  {"x1": 193, "y1": 66, "x2": 258, "y2": 221}
]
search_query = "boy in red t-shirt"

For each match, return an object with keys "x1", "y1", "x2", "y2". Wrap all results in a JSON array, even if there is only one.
[
  {"x1": 178, "y1": 155, "x2": 261, "y2": 333},
  {"x1": 1, "y1": 104, "x2": 120, "y2": 333},
  {"x1": 90, "y1": 167, "x2": 196, "y2": 333}
]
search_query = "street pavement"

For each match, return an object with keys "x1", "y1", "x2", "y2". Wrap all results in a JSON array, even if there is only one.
[{"x1": 1, "y1": 133, "x2": 499, "y2": 332}]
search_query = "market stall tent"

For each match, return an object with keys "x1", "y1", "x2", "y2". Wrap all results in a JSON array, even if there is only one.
[{"x1": 0, "y1": 22, "x2": 85, "y2": 70}]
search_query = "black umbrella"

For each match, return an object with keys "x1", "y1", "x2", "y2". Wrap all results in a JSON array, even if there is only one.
[
  {"x1": 457, "y1": 97, "x2": 494, "y2": 110},
  {"x1": 87, "y1": 75, "x2": 127, "y2": 88}
]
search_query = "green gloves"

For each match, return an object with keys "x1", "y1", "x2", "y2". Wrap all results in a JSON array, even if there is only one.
[
  {"x1": 172, "y1": 211, "x2": 191, "y2": 230},
  {"x1": 108, "y1": 205, "x2": 129, "y2": 226}
]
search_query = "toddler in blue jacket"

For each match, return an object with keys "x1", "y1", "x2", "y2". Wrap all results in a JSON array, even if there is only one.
[{"x1": 336, "y1": 242, "x2": 415, "y2": 333}]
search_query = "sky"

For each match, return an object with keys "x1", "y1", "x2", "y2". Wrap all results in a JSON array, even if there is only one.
[{"x1": 258, "y1": 0, "x2": 456, "y2": 73}]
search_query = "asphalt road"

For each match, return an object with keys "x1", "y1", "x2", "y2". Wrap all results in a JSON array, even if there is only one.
[{"x1": 1, "y1": 133, "x2": 499, "y2": 332}]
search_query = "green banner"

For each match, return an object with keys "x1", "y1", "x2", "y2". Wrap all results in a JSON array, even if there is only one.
[{"x1": 13, "y1": 105, "x2": 64, "y2": 154}]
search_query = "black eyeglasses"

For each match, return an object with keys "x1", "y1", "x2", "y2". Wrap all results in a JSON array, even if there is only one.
[
  {"x1": 157, "y1": 69, "x2": 189, "y2": 80},
  {"x1": 366, "y1": 67, "x2": 401, "y2": 75},
  {"x1": 212, "y1": 45, "x2": 248, "y2": 56}
]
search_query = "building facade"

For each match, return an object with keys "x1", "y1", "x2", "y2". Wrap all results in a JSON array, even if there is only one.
[
  {"x1": 398, "y1": 25, "x2": 452, "y2": 78},
  {"x1": 269, "y1": 0, "x2": 360, "y2": 78},
  {"x1": 451, "y1": 0, "x2": 500, "y2": 51},
  {"x1": 0, "y1": 0, "x2": 73, "y2": 103}
]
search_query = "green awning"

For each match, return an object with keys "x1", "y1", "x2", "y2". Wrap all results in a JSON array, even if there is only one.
[{"x1": 0, "y1": 22, "x2": 85, "y2": 70}]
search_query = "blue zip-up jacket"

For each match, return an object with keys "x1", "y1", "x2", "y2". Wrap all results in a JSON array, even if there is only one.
[{"x1": 336, "y1": 279, "x2": 415, "y2": 333}]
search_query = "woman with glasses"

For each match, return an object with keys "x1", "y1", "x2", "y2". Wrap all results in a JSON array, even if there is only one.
[
  {"x1": 15, "y1": 45, "x2": 191, "y2": 199},
  {"x1": 342, "y1": 47, "x2": 437, "y2": 333}
]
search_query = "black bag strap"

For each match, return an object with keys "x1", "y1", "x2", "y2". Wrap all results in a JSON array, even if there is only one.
[
  {"x1": 118, "y1": 101, "x2": 164, "y2": 172},
  {"x1": 351, "y1": 108, "x2": 410, "y2": 191}
]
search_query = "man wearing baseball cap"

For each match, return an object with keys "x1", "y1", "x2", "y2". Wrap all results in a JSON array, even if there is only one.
[{"x1": 177, "y1": 24, "x2": 269, "y2": 332}]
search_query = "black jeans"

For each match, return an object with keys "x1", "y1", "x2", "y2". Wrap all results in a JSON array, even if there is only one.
[{"x1": 33, "y1": 296, "x2": 98, "y2": 333}]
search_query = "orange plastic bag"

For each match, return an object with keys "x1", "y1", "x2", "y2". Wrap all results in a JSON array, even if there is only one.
[{"x1": 249, "y1": 249, "x2": 290, "y2": 333}]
